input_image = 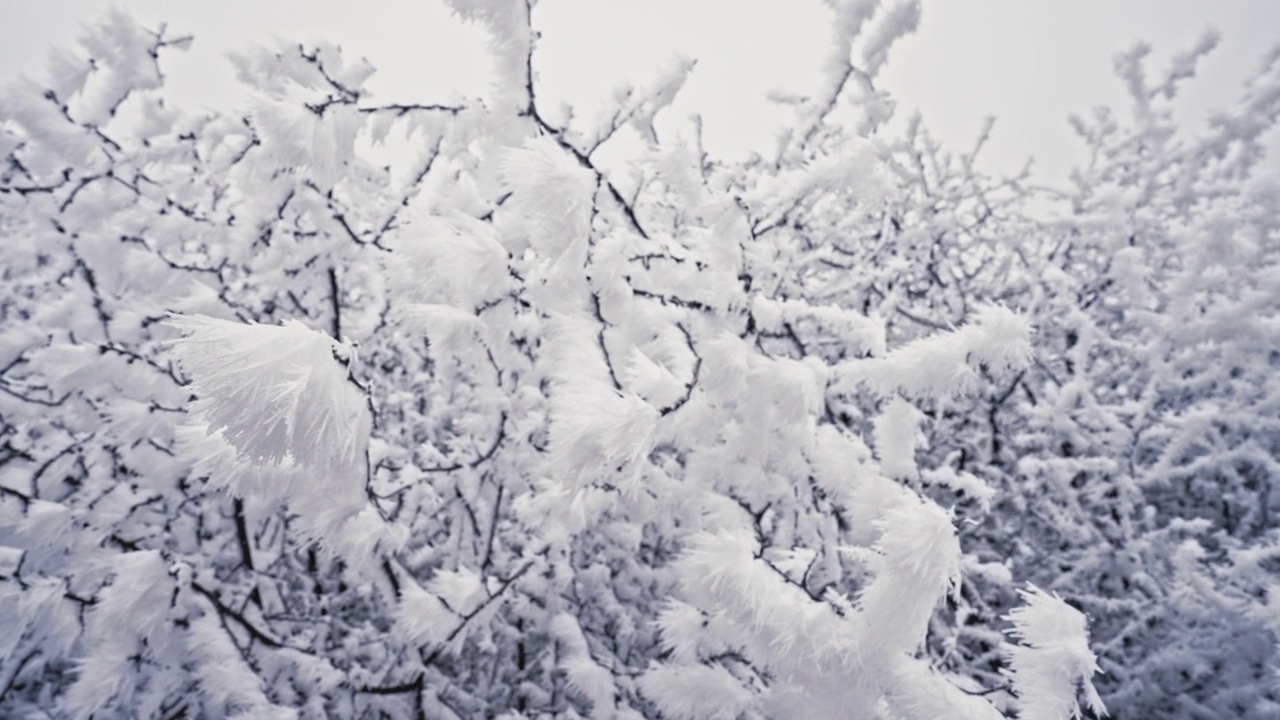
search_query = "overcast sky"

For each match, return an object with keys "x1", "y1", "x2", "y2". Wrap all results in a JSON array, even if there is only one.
[{"x1": 2, "y1": 1, "x2": 1278, "y2": 184}]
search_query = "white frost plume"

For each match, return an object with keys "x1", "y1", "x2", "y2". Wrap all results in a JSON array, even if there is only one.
[
  {"x1": 64, "y1": 551, "x2": 175, "y2": 720},
  {"x1": 675, "y1": 530, "x2": 857, "y2": 675},
  {"x1": 385, "y1": 211, "x2": 512, "y2": 309},
  {"x1": 655, "y1": 600, "x2": 707, "y2": 665},
  {"x1": 168, "y1": 315, "x2": 370, "y2": 473},
  {"x1": 922, "y1": 464, "x2": 997, "y2": 513},
  {"x1": 883, "y1": 659, "x2": 1006, "y2": 720},
  {"x1": 500, "y1": 135, "x2": 596, "y2": 264},
  {"x1": 547, "y1": 378, "x2": 659, "y2": 494},
  {"x1": 1005, "y1": 585, "x2": 1107, "y2": 720},
  {"x1": 859, "y1": 0, "x2": 922, "y2": 78},
  {"x1": 965, "y1": 303, "x2": 1036, "y2": 375},
  {"x1": 873, "y1": 395, "x2": 925, "y2": 481},
  {"x1": 589, "y1": 55, "x2": 696, "y2": 147},
  {"x1": 788, "y1": 0, "x2": 877, "y2": 144},
  {"x1": 858, "y1": 498, "x2": 961, "y2": 656},
  {"x1": 550, "y1": 613, "x2": 617, "y2": 713},
  {"x1": 638, "y1": 664, "x2": 754, "y2": 720},
  {"x1": 396, "y1": 303, "x2": 489, "y2": 356},
  {"x1": 187, "y1": 611, "x2": 298, "y2": 720},
  {"x1": 443, "y1": 0, "x2": 531, "y2": 114},
  {"x1": 247, "y1": 97, "x2": 362, "y2": 189},
  {"x1": 835, "y1": 303, "x2": 1032, "y2": 401},
  {"x1": 623, "y1": 346, "x2": 686, "y2": 411},
  {"x1": 543, "y1": 315, "x2": 660, "y2": 496},
  {"x1": 169, "y1": 317, "x2": 401, "y2": 576},
  {"x1": 396, "y1": 581, "x2": 460, "y2": 647},
  {"x1": 174, "y1": 422, "x2": 303, "y2": 502},
  {"x1": 396, "y1": 567, "x2": 496, "y2": 657}
]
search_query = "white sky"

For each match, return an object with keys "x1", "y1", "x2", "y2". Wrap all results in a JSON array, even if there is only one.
[{"x1": 2, "y1": 1, "x2": 1278, "y2": 184}]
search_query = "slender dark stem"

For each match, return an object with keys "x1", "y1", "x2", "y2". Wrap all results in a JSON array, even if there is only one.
[
  {"x1": 191, "y1": 581, "x2": 283, "y2": 648},
  {"x1": 233, "y1": 498, "x2": 254, "y2": 571},
  {"x1": 328, "y1": 267, "x2": 341, "y2": 340}
]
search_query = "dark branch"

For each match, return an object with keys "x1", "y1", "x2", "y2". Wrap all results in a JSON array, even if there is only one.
[
  {"x1": 358, "y1": 673, "x2": 424, "y2": 695},
  {"x1": 191, "y1": 581, "x2": 284, "y2": 648},
  {"x1": 658, "y1": 323, "x2": 701, "y2": 416}
]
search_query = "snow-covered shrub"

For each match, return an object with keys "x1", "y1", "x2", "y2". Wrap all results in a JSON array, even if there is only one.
[
  {"x1": 2, "y1": 2, "x2": 1274, "y2": 718},
  {"x1": 708, "y1": 15, "x2": 1280, "y2": 718}
]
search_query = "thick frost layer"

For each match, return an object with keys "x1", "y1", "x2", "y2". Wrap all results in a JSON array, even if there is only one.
[
  {"x1": 169, "y1": 314, "x2": 370, "y2": 472},
  {"x1": 1005, "y1": 585, "x2": 1107, "y2": 720}
]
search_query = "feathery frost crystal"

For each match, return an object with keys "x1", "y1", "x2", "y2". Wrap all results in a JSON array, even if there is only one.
[{"x1": 168, "y1": 314, "x2": 370, "y2": 472}]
